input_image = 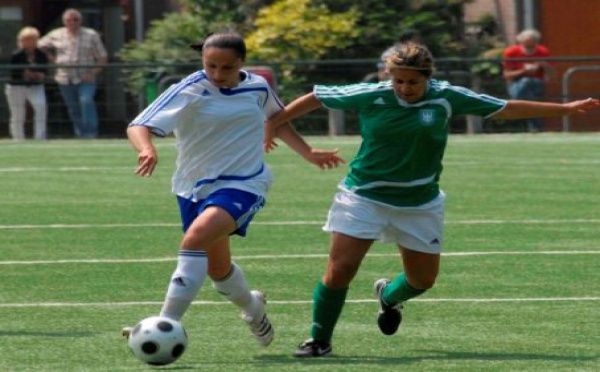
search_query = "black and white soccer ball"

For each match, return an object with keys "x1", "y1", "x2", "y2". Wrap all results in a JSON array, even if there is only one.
[{"x1": 128, "y1": 316, "x2": 188, "y2": 366}]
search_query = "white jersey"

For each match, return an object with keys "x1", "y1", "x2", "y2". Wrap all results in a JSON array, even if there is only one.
[{"x1": 130, "y1": 70, "x2": 283, "y2": 201}]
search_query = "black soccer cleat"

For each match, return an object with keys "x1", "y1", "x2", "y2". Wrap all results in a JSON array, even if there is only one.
[
  {"x1": 293, "y1": 338, "x2": 332, "y2": 358},
  {"x1": 374, "y1": 279, "x2": 403, "y2": 336}
]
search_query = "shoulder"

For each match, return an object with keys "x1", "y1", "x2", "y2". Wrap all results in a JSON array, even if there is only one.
[
  {"x1": 242, "y1": 71, "x2": 272, "y2": 90},
  {"x1": 429, "y1": 80, "x2": 506, "y2": 106},
  {"x1": 80, "y1": 28, "x2": 103, "y2": 42},
  {"x1": 428, "y1": 79, "x2": 476, "y2": 99},
  {"x1": 47, "y1": 27, "x2": 67, "y2": 37},
  {"x1": 177, "y1": 71, "x2": 210, "y2": 93},
  {"x1": 316, "y1": 82, "x2": 392, "y2": 97},
  {"x1": 10, "y1": 49, "x2": 24, "y2": 59},
  {"x1": 427, "y1": 79, "x2": 454, "y2": 94},
  {"x1": 503, "y1": 45, "x2": 522, "y2": 57},
  {"x1": 82, "y1": 27, "x2": 100, "y2": 36},
  {"x1": 536, "y1": 45, "x2": 551, "y2": 55}
]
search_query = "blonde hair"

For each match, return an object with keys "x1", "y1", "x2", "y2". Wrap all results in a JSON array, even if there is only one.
[
  {"x1": 386, "y1": 42, "x2": 435, "y2": 77},
  {"x1": 17, "y1": 26, "x2": 40, "y2": 47}
]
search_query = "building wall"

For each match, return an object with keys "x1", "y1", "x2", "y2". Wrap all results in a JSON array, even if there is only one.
[{"x1": 539, "y1": 0, "x2": 600, "y2": 130}]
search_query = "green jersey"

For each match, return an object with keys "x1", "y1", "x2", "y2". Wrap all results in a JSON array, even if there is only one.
[{"x1": 315, "y1": 80, "x2": 506, "y2": 207}]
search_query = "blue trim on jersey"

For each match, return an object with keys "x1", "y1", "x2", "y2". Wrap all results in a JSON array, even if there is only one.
[
  {"x1": 219, "y1": 86, "x2": 270, "y2": 107},
  {"x1": 193, "y1": 164, "x2": 265, "y2": 188},
  {"x1": 132, "y1": 71, "x2": 206, "y2": 125},
  {"x1": 246, "y1": 71, "x2": 284, "y2": 109}
]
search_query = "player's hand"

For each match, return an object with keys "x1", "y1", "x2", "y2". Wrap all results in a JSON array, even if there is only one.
[
  {"x1": 135, "y1": 147, "x2": 158, "y2": 177},
  {"x1": 264, "y1": 120, "x2": 278, "y2": 153},
  {"x1": 305, "y1": 148, "x2": 346, "y2": 170},
  {"x1": 565, "y1": 97, "x2": 600, "y2": 114}
]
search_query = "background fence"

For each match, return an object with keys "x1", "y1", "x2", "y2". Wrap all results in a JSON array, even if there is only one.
[{"x1": 1, "y1": 56, "x2": 599, "y2": 139}]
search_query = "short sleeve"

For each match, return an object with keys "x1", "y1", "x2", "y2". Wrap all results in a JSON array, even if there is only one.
[
  {"x1": 314, "y1": 84, "x2": 370, "y2": 111},
  {"x1": 263, "y1": 85, "x2": 285, "y2": 119},
  {"x1": 445, "y1": 85, "x2": 507, "y2": 118},
  {"x1": 129, "y1": 84, "x2": 193, "y2": 136},
  {"x1": 91, "y1": 31, "x2": 108, "y2": 59}
]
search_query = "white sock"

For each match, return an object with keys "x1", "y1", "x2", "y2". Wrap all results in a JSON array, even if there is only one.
[
  {"x1": 212, "y1": 262, "x2": 259, "y2": 316},
  {"x1": 160, "y1": 250, "x2": 207, "y2": 321}
]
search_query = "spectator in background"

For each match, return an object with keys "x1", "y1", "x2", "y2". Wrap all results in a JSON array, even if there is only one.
[
  {"x1": 502, "y1": 29, "x2": 553, "y2": 132},
  {"x1": 377, "y1": 29, "x2": 421, "y2": 81},
  {"x1": 5, "y1": 26, "x2": 49, "y2": 140},
  {"x1": 38, "y1": 8, "x2": 107, "y2": 138}
]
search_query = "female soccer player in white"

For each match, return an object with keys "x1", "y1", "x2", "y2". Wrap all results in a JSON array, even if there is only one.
[
  {"x1": 124, "y1": 32, "x2": 343, "y2": 347},
  {"x1": 265, "y1": 42, "x2": 600, "y2": 357}
]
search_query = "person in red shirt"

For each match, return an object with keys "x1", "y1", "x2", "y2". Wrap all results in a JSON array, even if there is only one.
[{"x1": 503, "y1": 29, "x2": 553, "y2": 132}]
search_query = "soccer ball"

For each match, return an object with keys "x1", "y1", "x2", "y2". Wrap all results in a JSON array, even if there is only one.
[{"x1": 127, "y1": 316, "x2": 188, "y2": 366}]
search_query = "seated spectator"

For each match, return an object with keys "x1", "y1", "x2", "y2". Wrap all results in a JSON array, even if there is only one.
[{"x1": 502, "y1": 29, "x2": 553, "y2": 132}]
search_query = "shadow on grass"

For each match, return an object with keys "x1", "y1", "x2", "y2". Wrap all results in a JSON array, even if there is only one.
[
  {"x1": 0, "y1": 331, "x2": 96, "y2": 337},
  {"x1": 121, "y1": 350, "x2": 598, "y2": 370},
  {"x1": 252, "y1": 350, "x2": 598, "y2": 365}
]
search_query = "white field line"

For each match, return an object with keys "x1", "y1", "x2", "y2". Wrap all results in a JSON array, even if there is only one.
[
  {"x1": 0, "y1": 218, "x2": 599, "y2": 230},
  {"x1": 1, "y1": 157, "x2": 600, "y2": 173},
  {"x1": 1, "y1": 297, "x2": 598, "y2": 309},
  {"x1": 0, "y1": 166, "x2": 133, "y2": 172},
  {"x1": 1, "y1": 251, "x2": 599, "y2": 265}
]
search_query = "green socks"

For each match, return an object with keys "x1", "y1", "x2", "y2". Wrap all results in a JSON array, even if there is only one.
[
  {"x1": 310, "y1": 281, "x2": 348, "y2": 343},
  {"x1": 307, "y1": 275, "x2": 425, "y2": 342},
  {"x1": 383, "y1": 272, "x2": 426, "y2": 305}
]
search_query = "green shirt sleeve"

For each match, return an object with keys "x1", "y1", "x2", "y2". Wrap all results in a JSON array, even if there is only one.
[
  {"x1": 442, "y1": 84, "x2": 507, "y2": 118},
  {"x1": 314, "y1": 83, "x2": 381, "y2": 111}
]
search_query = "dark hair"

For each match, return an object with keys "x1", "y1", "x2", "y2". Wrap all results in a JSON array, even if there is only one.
[
  {"x1": 190, "y1": 32, "x2": 247, "y2": 61},
  {"x1": 386, "y1": 42, "x2": 435, "y2": 77}
]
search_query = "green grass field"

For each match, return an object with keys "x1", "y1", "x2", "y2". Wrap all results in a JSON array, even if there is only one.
[{"x1": 0, "y1": 134, "x2": 598, "y2": 371}]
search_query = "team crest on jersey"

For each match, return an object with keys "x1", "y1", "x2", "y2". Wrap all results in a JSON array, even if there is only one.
[{"x1": 419, "y1": 109, "x2": 435, "y2": 126}]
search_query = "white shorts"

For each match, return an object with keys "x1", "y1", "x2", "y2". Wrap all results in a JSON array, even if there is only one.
[{"x1": 323, "y1": 189, "x2": 445, "y2": 254}]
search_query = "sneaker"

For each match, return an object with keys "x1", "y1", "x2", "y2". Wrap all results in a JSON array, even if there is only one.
[
  {"x1": 374, "y1": 279, "x2": 403, "y2": 335},
  {"x1": 121, "y1": 326, "x2": 132, "y2": 340},
  {"x1": 241, "y1": 290, "x2": 274, "y2": 347},
  {"x1": 293, "y1": 338, "x2": 332, "y2": 358}
]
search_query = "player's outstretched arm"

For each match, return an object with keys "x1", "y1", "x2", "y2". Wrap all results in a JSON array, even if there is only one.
[
  {"x1": 272, "y1": 123, "x2": 345, "y2": 170},
  {"x1": 265, "y1": 93, "x2": 323, "y2": 152},
  {"x1": 127, "y1": 125, "x2": 158, "y2": 177},
  {"x1": 493, "y1": 98, "x2": 600, "y2": 120}
]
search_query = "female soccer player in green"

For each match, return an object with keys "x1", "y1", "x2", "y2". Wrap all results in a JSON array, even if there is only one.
[{"x1": 265, "y1": 42, "x2": 600, "y2": 357}]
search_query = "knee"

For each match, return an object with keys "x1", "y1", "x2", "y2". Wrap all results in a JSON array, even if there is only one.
[{"x1": 323, "y1": 260, "x2": 360, "y2": 289}]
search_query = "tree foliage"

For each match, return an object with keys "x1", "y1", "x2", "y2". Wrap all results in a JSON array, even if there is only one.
[
  {"x1": 119, "y1": 0, "x2": 254, "y2": 92},
  {"x1": 245, "y1": 0, "x2": 359, "y2": 62},
  {"x1": 117, "y1": 0, "x2": 480, "y2": 97},
  {"x1": 316, "y1": 0, "x2": 470, "y2": 59}
]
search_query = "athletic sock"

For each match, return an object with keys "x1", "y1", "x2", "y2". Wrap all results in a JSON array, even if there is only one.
[
  {"x1": 310, "y1": 281, "x2": 347, "y2": 343},
  {"x1": 383, "y1": 272, "x2": 426, "y2": 305},
  {"x1": 160, "y1": 250, "x2": 207, "y2": 321},
  {"x1": 212, "y1": 262, "x2": 258, "y2": 316}
]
